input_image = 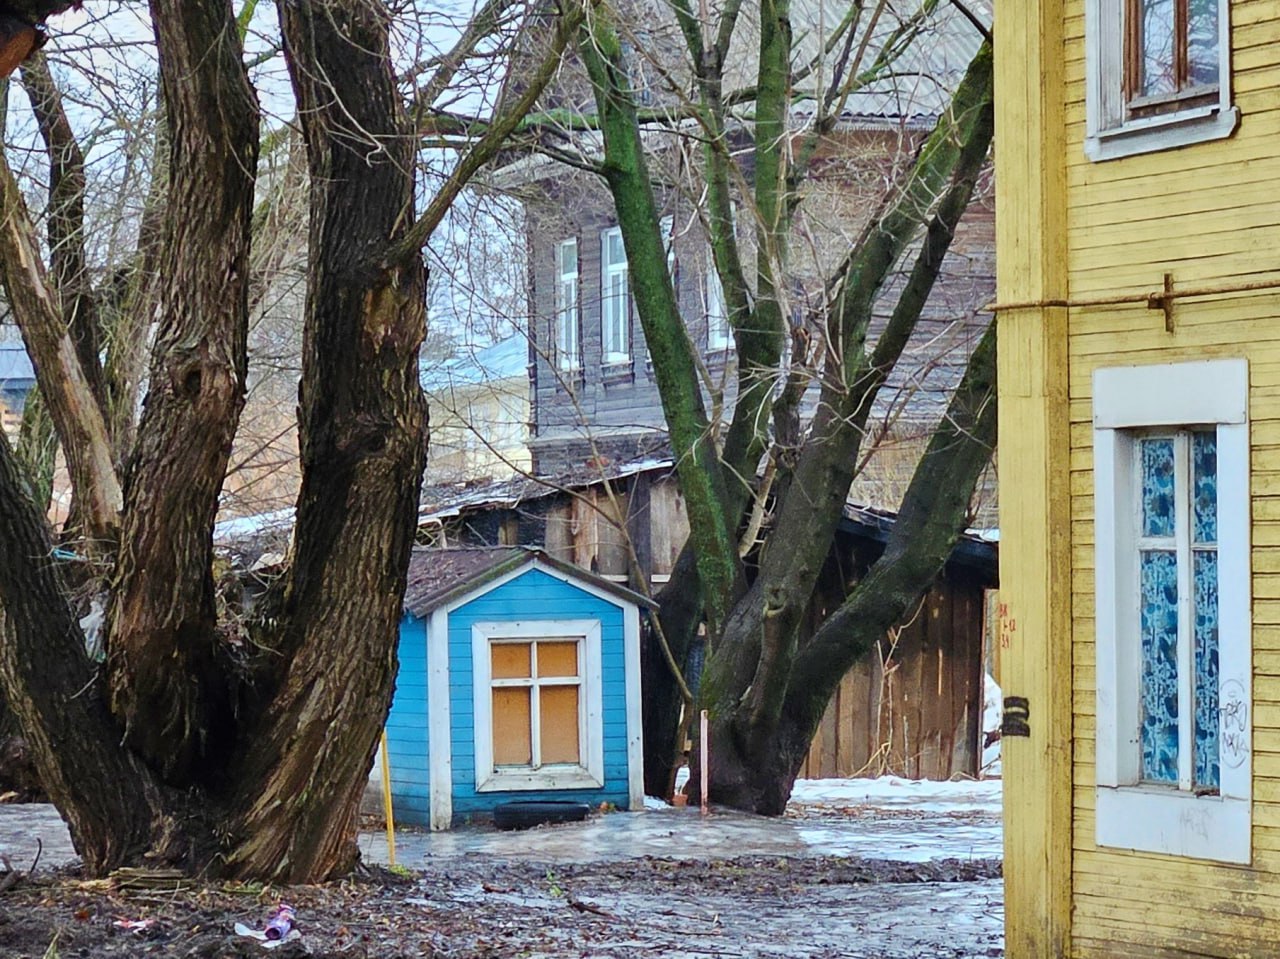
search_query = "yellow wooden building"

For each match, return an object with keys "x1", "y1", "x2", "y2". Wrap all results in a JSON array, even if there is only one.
[{"x1": 997, "y1": 0, "x2": 1280, "y2": 955}]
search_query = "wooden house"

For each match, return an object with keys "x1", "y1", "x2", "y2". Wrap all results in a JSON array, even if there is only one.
[
  {"x1": 489, "y1": 2, "x2": 997, "y2": 521},
  {"x1": 385, "y1": 546, "x2": 648, "y2": 829},
  {"x1": 997, "y1": 2, "x2": 1280, "y2": 956}
]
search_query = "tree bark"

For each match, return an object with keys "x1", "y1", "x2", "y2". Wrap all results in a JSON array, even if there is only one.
[
  {"x1": 105, "y1": 0, "x2": 259, "y2": 782},
  {"x1": 0, "y1": 433, "x2": 183, "y2": 871},
  {"x1": 220, "y1": 0, "x2": 427, "y2": 882},
  {"x1": 21, "y1": 50, "x2": 106, "y2": 412},
  {"x1": 0, "y1": 150, "x2": 121, "y2": 543},
  {"x1": 705, "y1": 318, "x2": 997, "y2": 813}
]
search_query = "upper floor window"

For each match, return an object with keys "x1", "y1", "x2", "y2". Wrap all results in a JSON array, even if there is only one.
[
  {"x1": 705, "y1": 254, "x2": 731, "y2": 352},
  {"x1": 660, "y1": 215, "x2": 676, "y2": 280},
  {"x1": 601, "y1": 226, "x2": 630, "y2": 365},
  {"x1": 1086, "y1": 0, "x2": 1236, "y2": 160},
  {"x1": 555, "y1": 238, "x2": 579, "y2": 371}
]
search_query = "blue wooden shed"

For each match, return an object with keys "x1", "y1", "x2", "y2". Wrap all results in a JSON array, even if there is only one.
[{"x1": 386, "y1": 546, "x2": 651, "y2": 829}]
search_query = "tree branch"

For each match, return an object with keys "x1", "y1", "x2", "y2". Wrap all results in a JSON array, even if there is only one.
[
  {"x1": 0, "y1": 149, "x2": 121, "y2": 543},
  {"x1": 386, "y1": 0, "x2": 588, "y2": 265}
]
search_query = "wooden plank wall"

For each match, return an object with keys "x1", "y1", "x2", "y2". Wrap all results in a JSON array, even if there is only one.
[
  {"x1": 800, "y1": 575, "x2": 987, "y2": 780},
  {"x1": 1058, "y1": 3, "x2": 1280, "y2": 955}
]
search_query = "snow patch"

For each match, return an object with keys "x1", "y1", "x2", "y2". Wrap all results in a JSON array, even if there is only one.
[{"x1": 790, "y1": 775, "x2": 1002, "y2": 816}]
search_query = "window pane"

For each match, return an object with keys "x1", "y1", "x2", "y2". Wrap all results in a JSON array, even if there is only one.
[
  {"x1": 539, "y1": 686, "x2": 581, "y2": 764},
  {"x1": 493, "y1": 687, "x2": 532, "y2": 766},
  {"x1": 559, "y1": 239, "x2": 577, "y2": 276},
  {"x1": 1137, "y1": 0, "x2": 1176, "y2": 98},
  {"x1": 1140, "y1": 437, "x2": 1176, "y2": 538},
  {"x1": 1192, "y1": 430, "x2": 1217, "y2": 544},
  {"x1": 537, "y1": 641, "x2": 579, "y2": 678},
  {"x1": 1187, "y1": 0, "x2": 1220, "y2": 87},
  {"x1": 607, "y1": 230, "x2": 626, "y2": 266},
  {"x1": 492, "y1": 643, "x2": 531, "y2": 679},
  {"x1": 1194, "y1": 550, "x2": 1220, "y2": 789},
  {"x1": 1140, "y1": 549, "x2": 1180, "y2": 783}
]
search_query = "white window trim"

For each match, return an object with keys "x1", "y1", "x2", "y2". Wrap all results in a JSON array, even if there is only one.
[
  {"x1": 705, "y1": 252, "x2": 731, "y2": 352},
  {"x1": 1093, "y1": 358, "x2": 1251, "y2": 863},
  {"x1": 1084, "y1": 0, "x2": 1237, "y2": 161},
  {"x1": 472, "y1": 619, "x2": 605, "y2": 793},
  {"x1": 600, "y1": 226, "x2": 630, "y2": 365},
  {"x1": 555, "y1": 238, "x2": 579, "y2": 372}
]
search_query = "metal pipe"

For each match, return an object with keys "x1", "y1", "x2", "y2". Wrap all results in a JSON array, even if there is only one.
[{"x1": 986, "y1": 274, "x2": 1280, "y2": 314}]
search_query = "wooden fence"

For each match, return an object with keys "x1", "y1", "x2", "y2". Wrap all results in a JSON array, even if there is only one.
[{"x1": 799, "y1": 573, "x2": 989, "y2": 781}]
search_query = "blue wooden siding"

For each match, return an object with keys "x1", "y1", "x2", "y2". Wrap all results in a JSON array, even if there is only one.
[
  {"x1": 448, "y1": 567, "x2": 632, "y2": 820},
  {"x1": 386, "y1": 614, "x2": 431, "y2": 826}
]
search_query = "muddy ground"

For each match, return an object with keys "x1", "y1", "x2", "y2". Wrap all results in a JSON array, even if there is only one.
[{"x1": 0, "y1": 854, "x2": 1003, "y2": 958}]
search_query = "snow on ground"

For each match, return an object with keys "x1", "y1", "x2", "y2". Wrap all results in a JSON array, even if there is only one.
[{"x1": 790, "y1": 774, "x2": 1002, "y2": 816}]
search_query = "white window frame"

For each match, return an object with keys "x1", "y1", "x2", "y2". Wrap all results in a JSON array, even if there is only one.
[
  {"x1": 1085, "y1": 0, "x2": 1237, "y2": 161},
  {"x1": 472, "y1": 619, "x2": 605, "y2": 793},
  {"x1": 600, "y1": 226, "x2": 630, "y2": 365},
  {"x1": 1093, "y1": 358, "x2": 1251, "y2": 863},
  {"x1": 705, "y1": 252, "x2": 731, "y2": 352},
  {"x1": 554, "y1": 238, "x2": 579, "y2": 372}
]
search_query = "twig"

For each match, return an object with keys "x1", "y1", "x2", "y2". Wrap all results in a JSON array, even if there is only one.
[{"x1": 568, "y1": 896, "x2": 615, "y2": 918}]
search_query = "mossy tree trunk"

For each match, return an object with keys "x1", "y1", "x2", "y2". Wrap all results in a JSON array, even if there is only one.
[{"x1": 574, "y1": 4, "x2": 995, "y2": 809}]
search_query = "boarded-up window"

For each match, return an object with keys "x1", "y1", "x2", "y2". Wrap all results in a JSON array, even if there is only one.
[{"x1": 489, "y1": 638, "x2": 584, "y2": 770}]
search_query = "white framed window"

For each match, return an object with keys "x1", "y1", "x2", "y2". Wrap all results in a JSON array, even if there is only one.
[
  {"x1": 660, "y1": 215, "x2": 676, "y2": 281},
  {"x1": 1094, "y1": 358, "x2": 1250, "y2": 863},
  {"x1": 1085, "y1": 0, "x2": 1237, "y2": 160},
  {"x1": 472, "y1": 619, "x2": 605, "y2": 793},
  {"x1": 554, "y1": 238, "x2": 579, "y2": 371},
  {"x1": 705, "y1": 253, "x2": 730, "y2": 352},
  {"x1": 600, "y1": 226, "x2": 630, "y2": 365}
]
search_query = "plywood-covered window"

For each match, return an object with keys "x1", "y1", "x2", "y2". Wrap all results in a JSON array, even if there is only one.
[
  {"x1": 473, "y1": 619, "x2": 605, "y2": 792},
  {"x1": 1093, "y1": 359, "x2": 1251, "y2": 863},
  {"x1": 490, "y1": 638, "x2": 583, "y2": 769},
  {"x1": 1085, "y1": 0, "x2": 1235, "y2": 160}
]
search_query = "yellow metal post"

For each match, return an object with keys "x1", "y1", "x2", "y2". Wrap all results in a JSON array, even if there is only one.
[
  {"x1": 994, "y1": 0, "x2": 1073, "y2": 954},
  {"x1": 380, "y1": 731, "x2": 396, "y2": 867}
]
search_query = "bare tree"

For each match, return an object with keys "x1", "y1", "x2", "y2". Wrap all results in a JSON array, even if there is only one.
[
  {"x1": 510, "y1": 0, "x2": 995, "y2": 809},
  {"x1": 0, "y1": 0, "x2": 581, "y2": 881}
]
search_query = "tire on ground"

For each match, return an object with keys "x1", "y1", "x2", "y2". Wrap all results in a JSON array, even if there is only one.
[{"x1": 492, "y1": 800, "x2": 593, "y2": 830}]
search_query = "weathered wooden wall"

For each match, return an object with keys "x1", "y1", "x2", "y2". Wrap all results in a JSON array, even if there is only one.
[
  {"x1": 434, "y1": 468, "x2": 995, "y2": 784},
  {"x1": 799, "y1": 574, "x2": 988, "y2": 781}
]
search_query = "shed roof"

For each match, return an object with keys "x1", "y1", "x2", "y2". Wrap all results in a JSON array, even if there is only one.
[
  {"x1": 403, "y1": 545, "x2": 657, "y2": 618},
  {"x1": 0, "y1": 325, "x2": 34, "y2": 389},
  {"x1": 419, "y1": 334, "x2": 528, "y2": 393}
]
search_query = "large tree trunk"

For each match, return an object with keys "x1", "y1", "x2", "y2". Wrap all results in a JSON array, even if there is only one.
[
  {"x1": 105, "y1": 0, "x2": 259, "y2": 783},
  {"x1": 220, "y1": 0, "x2": 427, "y2": 882},
  {"x1": 682, "y1": 44, "x2": 996, "y2": 812},
  {"x1": 0, "y1": 0, "x2": 560, "y2": 883},
  {"x1": 0, "y1": 432, "x2": 186, "y2": 871}
]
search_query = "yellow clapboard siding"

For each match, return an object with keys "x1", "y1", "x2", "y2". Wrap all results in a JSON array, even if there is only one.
[{"x1": 1005, "y1": 0, "x2": 1280, "y2": 954}]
